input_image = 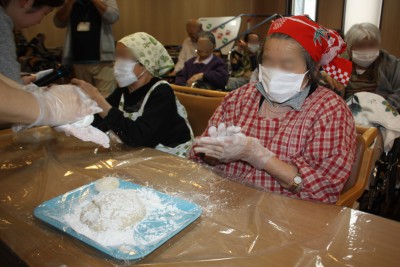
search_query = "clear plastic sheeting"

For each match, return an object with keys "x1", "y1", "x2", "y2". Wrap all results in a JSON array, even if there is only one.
[{"x1": 0, "y1": 127, "x2": 400, "y2": 267}]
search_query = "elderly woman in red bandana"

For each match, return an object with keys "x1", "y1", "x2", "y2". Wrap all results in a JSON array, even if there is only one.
[{"x1": 190, "y1": 15, "x2": 357, "y2": 204}]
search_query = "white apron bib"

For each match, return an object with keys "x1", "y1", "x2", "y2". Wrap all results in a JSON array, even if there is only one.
[{"x1": 109, "y1": 80, "x2": 193, "y2": 157}]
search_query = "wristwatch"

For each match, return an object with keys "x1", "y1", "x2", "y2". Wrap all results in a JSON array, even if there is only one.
[{"x1": 289, "y1": 174, "x2": 302, "y2": 192}]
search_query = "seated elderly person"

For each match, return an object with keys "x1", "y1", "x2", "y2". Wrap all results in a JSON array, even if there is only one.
[
  {"x1": 72, "y1": 32, "x2": 193, "y2": 157},
  {"x1": 173, "y1": 18, "x2": 203, "y2": 74},
  {"x1": 226, "y1": 32, "x2": 260, "y2": 90},
  {"x1": 190, "y1": 16, "x2": 357, "y2": 204},
  {"x1": 342, "y1": 23, "x2": 400, "y2": 181},
  {"x1": 344, "y1": 23, "x2": 400, "y2": 111},
  {"x1": 175, "y1": 31, "x2": 229, "y2": 90}
]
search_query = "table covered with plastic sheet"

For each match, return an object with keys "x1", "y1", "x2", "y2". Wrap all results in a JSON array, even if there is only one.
[{"x1": 0, "y1": 127, "x2": 400, "y2": 267}]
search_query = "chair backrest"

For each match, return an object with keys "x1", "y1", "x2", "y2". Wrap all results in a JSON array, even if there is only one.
[
  {"x1": 336, "y1": 126, "x2": 378, "y2": 207},
  {"x1": 171, "y1": 85, "x2": 228, "y2": 137},
  {"x1": 172, "y1": 84, "x2": 228, "y2": 97},
  {"x1": 341, "y1": 135, "x2": 366, "y2": 193}
]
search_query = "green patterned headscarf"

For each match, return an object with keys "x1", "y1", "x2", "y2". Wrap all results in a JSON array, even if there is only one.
[{"x1": 119, "y1": 32, "x2": 174, "y2": 77}]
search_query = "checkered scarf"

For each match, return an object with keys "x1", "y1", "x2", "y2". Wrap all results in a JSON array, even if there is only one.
[{"x1": 268, "y1": 15, "x2": 352, "y2": 86}]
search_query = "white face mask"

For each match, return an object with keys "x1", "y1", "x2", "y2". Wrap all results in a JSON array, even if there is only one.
[
  {"x1": 258, "y1": 65, "x2": 308, "y2": 103},
  {"x1": 247, "y1": 44, "x2": 260, "y2": 54},
  {"x1": 352, "y1": 49, "x2": 379, "y2": 68},
  {"x1": 114, "y1": 59, "x2": 144, "y2": 87}
]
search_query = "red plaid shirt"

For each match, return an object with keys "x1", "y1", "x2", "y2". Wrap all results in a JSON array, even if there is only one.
[{"x1": 189, "y1": 83, "x2": 356, "y2": 203}]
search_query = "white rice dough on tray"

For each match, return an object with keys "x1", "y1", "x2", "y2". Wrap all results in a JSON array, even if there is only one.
[
  {"x1": 80, "y1": 189, "x2": 146, "y2": 231},
  {"x1": 63, "y1": 177, "x2": 186, "y2": 247}
]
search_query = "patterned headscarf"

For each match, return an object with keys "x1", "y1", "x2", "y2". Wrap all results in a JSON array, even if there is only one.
[
  {"x1": 268, "y1": 15, "x2": 352, "y2": 86},
  {"x1": 119, "y1": 32, "x2": 174, "y2": 77}
]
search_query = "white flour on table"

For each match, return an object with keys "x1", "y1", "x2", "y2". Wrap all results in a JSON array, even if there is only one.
[{"x1": 63, "y1": 187, "x2": 186, "y2": 248}]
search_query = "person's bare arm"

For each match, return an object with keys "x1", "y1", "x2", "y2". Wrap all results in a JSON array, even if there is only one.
[
  {"x1": 0, "y1": 74, "x2": 101, "y2": 127},
  {"x1": 54, "y1": 0, "x2": 76, "y2": 28},
  {"x1": 0, "y1": 79, "x2": 39, "y2": 124}
]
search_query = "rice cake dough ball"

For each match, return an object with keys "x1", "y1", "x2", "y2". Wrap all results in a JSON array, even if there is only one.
[{"x1": 80, "y1": 189, "x2": 146, "y2": 231}]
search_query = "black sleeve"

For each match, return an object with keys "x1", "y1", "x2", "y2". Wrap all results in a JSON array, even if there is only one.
[
  {"x1": 92, "y1": 88, "x2": 122, "y2": 131},
  {"x1": 105, "y1": 87, "x2": 123, "y2": 107},
  {"x1": 100, "y1": 84, "x2": 180, "y2": 147}
]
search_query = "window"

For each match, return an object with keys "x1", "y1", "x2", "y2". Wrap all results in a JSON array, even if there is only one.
[
  {"x1": 343, "y1": 0, "x2": 383, "y2": 34},
  {"x1": 291, "y1": 0, "x2": 317, "y2": 21}
]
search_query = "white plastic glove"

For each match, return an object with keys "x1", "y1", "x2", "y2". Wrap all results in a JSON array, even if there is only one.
[
  {"x1": 13, "y1": 84, "x2": 102, "y2": 131},
  {"x1": 194, "y1": 134, "x2": 275, "y2": 170},
  {"x1": 55, "y1": 115, "x2": 110, "y2": 148},
  {"x1": 208, "y1": 123, "x2": 243, "y2": 138}
]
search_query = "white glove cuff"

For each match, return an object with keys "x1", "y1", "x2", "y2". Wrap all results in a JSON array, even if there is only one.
[
  {"x1": 12, "y1": 91, "x2": 45, "y2": 132},
  {"x1": 28, "y1": 90, "x2": 46, "y2": 128}
]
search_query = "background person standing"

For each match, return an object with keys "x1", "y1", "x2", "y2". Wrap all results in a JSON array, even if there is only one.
[{"x1": 54, "y1": 0, "x2": 119, "y2": 96}]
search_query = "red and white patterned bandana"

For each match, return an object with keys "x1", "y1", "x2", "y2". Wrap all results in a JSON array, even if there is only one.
[{"x1": 268, "y1": 15, "x2": 352, "y2": 86}]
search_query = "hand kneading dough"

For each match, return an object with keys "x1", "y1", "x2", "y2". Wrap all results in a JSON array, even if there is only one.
[
  {"x1": 80, "y1": 189, "x2": 146, "y2": 231},
  {"x1": 95, "y1": 176, "x2": 120, "y2": 192}
]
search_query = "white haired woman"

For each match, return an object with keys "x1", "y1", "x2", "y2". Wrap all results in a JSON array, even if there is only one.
[{"x1": 345, "y1": 23, "x2": 400, "y2": 111}]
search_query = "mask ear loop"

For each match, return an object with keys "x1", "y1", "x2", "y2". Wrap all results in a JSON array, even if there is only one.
[
  {"x1": 135, "y1": 61, "x2": 147, "y2": 80},
  {"x1": 136, "y1": 70, "x2": 146, "y2": 80}
]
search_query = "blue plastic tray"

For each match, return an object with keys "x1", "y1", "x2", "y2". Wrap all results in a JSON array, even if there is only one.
[{"x1": 34, "y1": 179, "x2": 202, "y2": 261}]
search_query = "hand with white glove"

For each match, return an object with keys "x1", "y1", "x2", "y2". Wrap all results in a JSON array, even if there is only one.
[
  {"x1": 13, "y1": 84, "x2": 102, "y2": 131},
  {"x1": 55, "y1": 115, "x2": 110, "y2": 148},
  {"x1": 194, "y1": 133, "x2": 275, "y2": 170},
  {"x1": 195, "y1": 123, "x2": 243, "y2": 166},
  {"x1": 208, "y1": 123, "x2": 243, "y2": 138}
]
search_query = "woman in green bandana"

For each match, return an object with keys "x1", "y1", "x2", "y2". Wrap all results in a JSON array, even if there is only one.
[{"x1": 72, "y1": 32, "x2": 193, "y2": 157}]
